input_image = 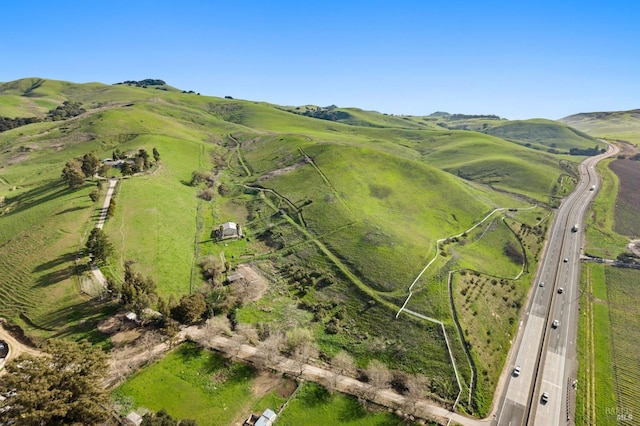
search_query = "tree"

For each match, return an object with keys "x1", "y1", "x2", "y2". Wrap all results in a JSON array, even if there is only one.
[
  {"x1": 0, "y1": 339, "x2": 109, "y2": 425},
  {"x1": 107, "y1": 198, "x2": 116, "y2": 218},
  {"x1": 121, "y1": 262, "x2": 158, "y2": 314},
  {"x1": 138, "y1": 149, "x2": 150, "y2": 169},
  {"x1": 292, "y1": 340, "x2": 319, "y2": 375},
  {"x1": 257, "y1": 331, "x2": 285, "y2": 366},
  {"x1": 153, "y1": 147, "x2": 160, "y2": 162},
  {"x1": 85, "y1": 227, "x2": 114, "y2": 265},
  {"x1": 61, "y1": 158, "x2": 85, "y2": 189},
  {"x1": 403, "y1": 374, "x2": 430, "y2": 412},
  {"x1": 365, "y1": 359, "x2": 391, "y2": 399},
  {"x1": 235, "y1": 323, "x2": 259, "y2": 345},
  {"x1": 331, "y1": 350, "x2": 356, "y2": 387},
  {"x1": 89, "y1": 188, "x2": 100, "y2": 202},
  {"x1": 81, "y1": 152, "x2": 100, "y2": 178},
  {"x1": 171, "y1": 293, "x2": 207, "y2": 324},
  {"x1": 121, "y1": 161, "x2": 134, "y2": 176}
]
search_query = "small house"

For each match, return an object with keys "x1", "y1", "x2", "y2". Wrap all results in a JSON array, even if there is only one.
[
  {"x1": 217, "y1": 221, "x2": 242, "y2": 240},
  {"x1": 124, "y1": 411, "x2": 143, "y2": 426},
  {"x1": 244, "y1": 408, "x2": 277, "y2": 426}
]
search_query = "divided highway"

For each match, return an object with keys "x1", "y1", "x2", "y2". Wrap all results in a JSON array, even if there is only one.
[{"x1": 493, "y1": 143, "x2": 618, "y2": 426}]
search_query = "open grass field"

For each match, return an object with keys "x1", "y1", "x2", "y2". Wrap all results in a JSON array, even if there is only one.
[
  {"x1": 604, "y1": 267, "x2": 640, "y2": 424},
  {"x1": 277, "y1": 382, "x2": 420, "y2": 426},
  {"x1": 112, "y1": 342, "x2": 291, "y2": 425},
  {"x1": 113, "y1": 343, "x2": 415, "y2": 426},
  {"x1": 608, "y1": 158, "x2": 640, "y2": 237},
  {"x1": 577, "y1": 265, "x2": 640, "y2": 426},
  {"x1": 584, "y1": 159, "x2": 628, "y2": 258}
]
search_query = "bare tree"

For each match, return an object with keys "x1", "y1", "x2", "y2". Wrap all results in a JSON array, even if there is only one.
[
  {"x1": 293, "y1": 340, "x2": 319, "y2": 375},
  {"x1": 227, "y1": 333, "x2": 248, "y2": 356},
  {"x1": 331, "y1": 350, "x2": 356, "y2": 387},
  {"x1": 206, "y1": 316, "x2": 232, "y2": 338},
  {"x1": 257, "y1": 331, "x2": 285, "y2": 367},
  {"x1": 403, "y1": 374, "x2": 430, "y2": 412},
  {"x1": 235, "y1": 323, "x2": 259, "y2": 345},
  {"x1": 139, "y1": 330, "x2": 160, "y2": 355},
  {"x1": 365, "y1": 359, "x2": 391, "y2": 400},
  {"x1": 285, "y1": 327, "x2": 313, "y2": 354}
]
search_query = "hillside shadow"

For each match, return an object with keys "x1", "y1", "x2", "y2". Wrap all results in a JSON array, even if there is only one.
[
  {"x1": 38, "y1": 300, "x2": 118, "y2": 344},
  {"x1": 35, "y1": 266, "x2": 74, "y2": 287},
  {"x1": 338, "y1": 397, "x2": 368, "y2": 421},
  {"x1": 4, "y1": 181, "x2": 76, "y2": 217},
  {"x1": 33, "y1": 251, "x2": 78, "y2": 273},
  {"x1": 55, "y1": 206, "x2": 87, "y2": 216}
]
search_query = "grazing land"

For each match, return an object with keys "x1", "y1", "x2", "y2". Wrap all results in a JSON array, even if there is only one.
[
  {"x1": 561, "y1": 109, "x2": 640, "y2": 144},
  {"x1": 276, "y1": 382, "x2": 421, "y2": 426},
  {"x1": 112, "y1": 342, "x2": 294, "y2": 425},
  {"x1": 608, "y1": 158, "x2": 640, "y2": 237},
  {"x1": 0, "y1": 77, "x2": 607, "y2": 421},
  {"x1": 575, "y1": 119, "x2": 640, "y2": 426}
]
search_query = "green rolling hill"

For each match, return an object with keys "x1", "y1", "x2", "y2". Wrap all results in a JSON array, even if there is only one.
[
  {"x1": 560, "y1": 108, "x2": 640, "y2": 144},
  {"x1": 0, "y1": 77, "x2": 605, "y2": 413}
]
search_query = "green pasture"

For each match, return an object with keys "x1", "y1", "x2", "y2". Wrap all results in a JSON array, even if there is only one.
[
  {"x1": 112, "y1": 343, "x2": 272, "y2": 425},
  {"x1": 277, "y1": 382, "x2": 417, "y2": 426},
  {"x1": 604, "y1": 268, "x2": 640, "y2": 422},
  {"x1": 584, "y1": 160, "x2": 627, "y2": 258},
  {"x1": 103, "y1": 135, "x2": 206, "y2": 297}
]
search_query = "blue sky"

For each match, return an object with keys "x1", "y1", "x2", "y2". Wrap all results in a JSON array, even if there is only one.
[{"x1": 1, "y1": 0, "x2": 638, "y2": 119}]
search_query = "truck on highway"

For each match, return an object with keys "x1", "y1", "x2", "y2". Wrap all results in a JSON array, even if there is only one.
[{"x1": 572, "y1": 224, "x2": 579, "y2": 232}]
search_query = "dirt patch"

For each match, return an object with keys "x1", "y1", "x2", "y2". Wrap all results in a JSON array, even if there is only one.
[
  {"x1": 628, "y1": 240, "x2": 640, "y2": 257},
  {"x1": 0, "y1": 321, "x2": 44, "y2": 372},
  {"x1": 251, "y1": 370, "x2": 297, "y2": 399},
  {"x1": 257, "y1": 158, "x2": 311, "y2": 182},
  {"x1": 97, "y1": 312, "x2": 143, "y2": 347},
  {"x1": 236, "y1": 264, "x2": 268, "y2": 303}
]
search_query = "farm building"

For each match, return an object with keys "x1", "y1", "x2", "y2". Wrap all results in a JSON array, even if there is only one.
[
  {"x1": 217, "y1": 221, "x2": 242, "y2": 240},
  {"x1": 244, "y1": 408, "x2": 277, "y2": 426}
]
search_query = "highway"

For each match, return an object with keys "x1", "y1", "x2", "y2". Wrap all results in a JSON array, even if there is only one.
[{"x1": 492, "y1": 142, "x2": 618, "y2": 426}]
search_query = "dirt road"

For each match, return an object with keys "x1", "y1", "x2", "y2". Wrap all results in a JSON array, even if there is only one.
[{"x1": 0, "y1": 322, "x2": 43, "y2": 372}]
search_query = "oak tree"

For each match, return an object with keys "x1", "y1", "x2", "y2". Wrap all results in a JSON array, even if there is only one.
[{"x1": 0, "y1": 339, "x2": 109, "y2": 425}]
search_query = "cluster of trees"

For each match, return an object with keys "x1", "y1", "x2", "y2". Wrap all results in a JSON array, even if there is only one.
[
  {"x1": 569, "y1": 145, "x2": 606, "y2": 156},
  {"x1": 118, "y1": 148, "x2": 159, "y2": 176},
  {"x1": 0, "y1": 116, "x2": 41, "y2": 132},
  {"x1": 106, "y1": 262, "x2": 213, "y2": 332},
  {"x1": 0, "y1": 339, "x2": 110, "y2": 425},
  {"x1": 0, "y1": 101, "x2": 86, "y2": 133},
  {"x1": 86, "y1": 228, "x2": 114, "y2": 265},
  {"x1": 115, "y1": 79, "x2": 167, "y2": 87},
  {"x1": 296, "y1": 105, "x2": 351, "y2": 121},
  {"x1": 47, "y1": 101, "x2": 85, "y2": 121},
  {"x1": 61, "y1": 152, "x2": 104, "y2": 188}
]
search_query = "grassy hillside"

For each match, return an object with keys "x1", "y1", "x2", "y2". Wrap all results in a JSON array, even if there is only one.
[
  {"x1": 483, "y1": 118, "x2": 601, "y2": 151},
  {"x1": 560, "y1": 109, "x2": 640, "y2": 144},
  {"x1": 0, "y1": 77, "x2": 595, "y2": 412}
]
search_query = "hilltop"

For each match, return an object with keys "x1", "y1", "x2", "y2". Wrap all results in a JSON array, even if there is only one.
[{"x1": 560, "y1": 108, "x2": 640, "y2": 144}]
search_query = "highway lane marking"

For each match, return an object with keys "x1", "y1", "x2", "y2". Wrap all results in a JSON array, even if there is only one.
[{"x1": 542, "y1": 380, "x2": 563, "y2": 390}]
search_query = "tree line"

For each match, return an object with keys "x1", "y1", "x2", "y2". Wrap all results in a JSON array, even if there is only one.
[{"x1": 0, "y1": 101, "x2": 85, "y2": 132}]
